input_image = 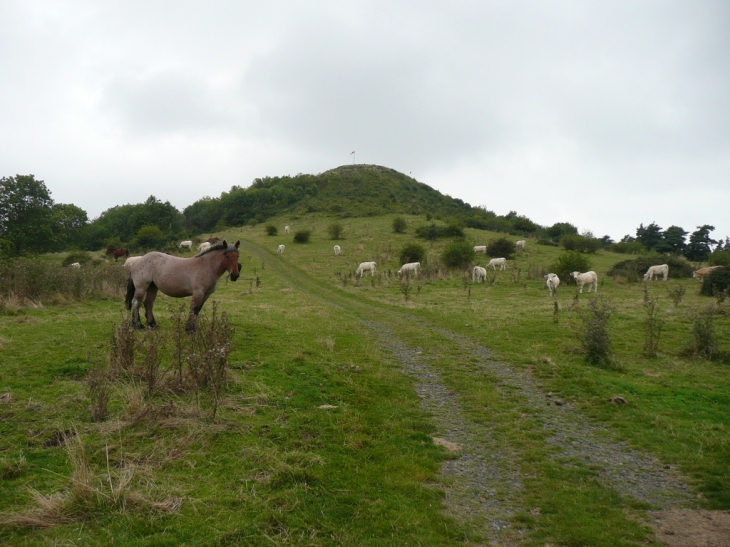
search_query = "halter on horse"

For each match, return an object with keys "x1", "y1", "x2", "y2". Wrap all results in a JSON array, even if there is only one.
[{"x1": 124, "y1": 240, "x2": 241, "y2": 331}]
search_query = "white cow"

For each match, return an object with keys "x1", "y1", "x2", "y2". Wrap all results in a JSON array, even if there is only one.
[
  {"x1": 398, "y1": 262, "x2": 420, "y2": 277},
  {"x1": 285, "y1": 225, "x2": 290, "y2": 234},
  {"x1": 516, "y1": 240, "x2": 526, "y2": 249},
  {"x1": 69, "y1": 262, "x2": 81, "y2": 269},
  {"x1": 473, "y1": 245, "x2": 487, "y2": 254},
  {"x1": 544, "y1": 273, "x2": 560, "y2": 296},
  {"x1": 179, "y1": 240, "x2": 193, "y2": 250},
  {"x1": 123, "y1": 256, "x2": 143, "y2": 270},
  {"x1": 277, "y1": 244, "x2": 285, "y2": 254},
  {"x1": 472, "y1": 266, "x2": 487, "y2": 283},
  {"x1": 571, "y1": 271, "x2": 598, "y2": 293},
  {"x1": 644, "y1": 264, "x2": 669, "y2": 281},
  {"x1": 356, "y1": 261, "x2": 377, "y2": 277},
  {"x1": 198, "y1": 241, "x2": 211, "y2": 252},
  {"x1": 487, "y1": 257, "x2": 507, "y2": 270},
  {"x1": 334, "y1": 245, "x2": 341, "y2": 256}
]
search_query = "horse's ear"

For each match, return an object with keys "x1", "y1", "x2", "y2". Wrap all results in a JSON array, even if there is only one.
[
  {"x1": 235, "y1": 240, "x2": 240, "y2": 249},
  {"x1": 221, "y1": 240, "x2": 227, "y2": 248}
]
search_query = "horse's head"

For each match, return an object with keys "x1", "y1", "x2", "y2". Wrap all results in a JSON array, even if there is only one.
[{"x1": 222, "y1": 240, "x2": 241, "y2": 281}]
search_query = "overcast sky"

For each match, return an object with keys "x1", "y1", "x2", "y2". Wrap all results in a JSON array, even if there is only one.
[{"x1": 1, "y1": 1, "x2": 728, "y2": 242}]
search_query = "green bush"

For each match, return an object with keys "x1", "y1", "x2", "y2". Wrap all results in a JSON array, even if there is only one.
[
  {"x1": 399, "y1": 243, "x2": 426, "y2": 265},
  {"x1": 700, "y1": 266, "x2": 730, "y2": 297},
  {"x1": 293, "y1": 230, "x2": 311, "y2": 244},
  {"x1": 709, "y1": 250, "x2": 730, "y2": 267},
  {"x1": 441, "y1": 241, "x2": 475, "y2": 269},
  {"x1": 550, "y1": 251, "x2": 593, "y2": 284},
  {"x1": 607, "y1": 255, "x2": 694, "y2": 281},
  {"x1": 486, "y1": 237, "x2": 516, "y2": 259},
  {"x1": 414, "y1": 223, "x2": 464, "y2": 240},
  {"x1": 392, "y1": 216, "x2": 407, "y2": 234},
  {"x1": 577, "y1": 297, "x2": 616, "y2": 368},
  {"x1": 134, "y1": 225, "x2": 166, "y2": 249},
  {"x1": 609, "y1": 241, "x2": 646, "y2": 254},
  {"x1": 62, "y1": 251, "x2": 93, "y2": 267},
  {"x1": 327, "y1": 222, "x2": 344, "y2": 240},
  {"x1": 265, "y1": 225, "x2": 278, "y2": 236},
  {"x1": 561, "y1": 234, "x2": 602, "y2": 253}
]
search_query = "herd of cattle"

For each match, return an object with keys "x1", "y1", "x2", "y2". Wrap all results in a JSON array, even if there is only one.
[{"x1": 76, "y1": 231, "x2": 723, "y2": 297}]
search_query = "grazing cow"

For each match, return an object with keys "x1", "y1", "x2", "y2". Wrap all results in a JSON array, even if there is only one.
[
  {"x1": 123, "y1": 256, "x2": 143, "y2": 270},
  {"x1": 334, "y1": 245, "x2": 341, "y2": 256},
  {"x1": 487, "y1": 257, "x2": 507, "y2": 270},
  {"x1": 69, "y1": 262, "x2": 81, "y2": 269},
  {"x1": 206, "y1": 237, "x2": 221, "y2": 244},
  {"x1": 571, "y1": 271, "x2": 598, "y2": 293},
  {"x1": 516, "y1": 240, "x2": 526, "y2": 249},
  {"x1": 473, "y1": 245, "x2": 487, "y2": 254},
  {"x1": 545, "y1": 273, "x2": 560, "y2": 296},
  {"x1": 285, "y1": 226, "x2": 290, "y2": 234},
  {"x1": 277, "y1": 244, "x2": 285, "y2": 254},
  {"x1": 693, "y1": 266, "x2": 721, "y2": 280},
  {"x1": 198, "y1": 242, "x2": 211, "y2": 252},
  {"x1": 398, "y1": 262, "x2": 420, "y2": 277},
  {"x1": 356, "y1": 261, "x2": 377, "y2": 277},
  {"x1": 179, "y1": 240, "x2": 193, "y2": 250},
  {"x1": 472, "y1": 266, "x2": 487, "y2": 283},
  {"x1": 644, "y1": 264, "x2": 669, "y2": 281}
]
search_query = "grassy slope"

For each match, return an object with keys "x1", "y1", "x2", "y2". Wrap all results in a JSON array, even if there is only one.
[{"x1": 1, "y1": 213, "x2": 728, "y2": 546}]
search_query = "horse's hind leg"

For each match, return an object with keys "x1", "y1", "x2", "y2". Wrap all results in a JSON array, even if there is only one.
[
  {"x1": 143, "y1": 284, "x2": 159, "y2": 328},
  {"x1": 131, "y1": 286, "x2": 147, "y2": 330}
]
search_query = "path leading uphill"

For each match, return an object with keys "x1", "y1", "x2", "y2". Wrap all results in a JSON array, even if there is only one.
[{"x1": 239, "y1": 239, "x2": 702, "y2": 545}]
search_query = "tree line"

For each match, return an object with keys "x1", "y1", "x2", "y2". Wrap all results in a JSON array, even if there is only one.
[{"x1": 0, "y1": 174, "x2": 726, "y2": 266}]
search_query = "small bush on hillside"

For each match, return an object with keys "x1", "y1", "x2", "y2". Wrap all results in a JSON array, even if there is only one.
[
  {"x1": 134, "y1": 225, "x2": 166, "y2": 250},
  {"x1": 392, "y1": 216, "x2": 407, "y2": 233},
  {"x1": 700, "y1": 266, "x2": 730, "y2": 297},
  {"x1": 487, "y1": 238, "x2": 516, "y2": 259},
  {"x1": 293, "y1": 230, "x2": 311, "y2": 244},
  {"x1": 561, "y1": 234, "x2": 602, "y2": 253},
  {"x1": 709, "y1": 250, "x2": 730, "y2": 267},
  {"x1": 415, "y1": 223, "x2": 464, "y2": 240},
  {"x1": 607, "y1": 255, "x2": 694, "y2": 281},
  {"x1": 62, "y1": 251, "x2": 92, "y2": 267},
  {"x1": 327, "y1": 222, "x2": 344, "y2": 240},
  {"x1": 550, "y1": 251, "x2": 593, "y2": 284},
  {"x1": 441, "y1": 241, "x2": 475, "y2": 269},
  {"x1": 609, "y1": 241, "x2": 646, "y2": 254},
  {"x1": 399, "y1": 243, "x2": 426, "y2": 265},
  {"x1": 577, "y1": 297, "x2": 616, "y2": 368},
  {"x1": 265, "y1": 225, "x2": 278, "y2": 236}
]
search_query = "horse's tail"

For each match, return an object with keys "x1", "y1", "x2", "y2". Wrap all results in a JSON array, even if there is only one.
[{"x1": 124, "y1": 277, "x2": 135, "y2": 310}]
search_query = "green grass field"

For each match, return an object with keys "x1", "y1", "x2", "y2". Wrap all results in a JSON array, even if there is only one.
[{"x1": 1, "y1": 214, "x2": 728, "y2": 546}]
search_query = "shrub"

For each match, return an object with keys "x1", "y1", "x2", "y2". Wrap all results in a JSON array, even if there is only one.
[
  {"x1": 709, "y1": 250, "x2": 730, "y2": 267},
  {"x1": 415, "y1": 223, "x2": 441, "y2": 240},
  {"x1": 265, "y1": 225, "x2": 278, "y2": 236},
  {"x1": 134, "y1": 225, "x2": 166, "y2": 249},
  {"x1": 609, "y1": 241, "x2": 646, "y2": 254},
  {"x1": 607, "y1": 255, "x2": 694, "y2": 281},
  {"x1": 399, "y1": 243, "x2": 426, "y2": 265},
  {"x1": 443, "y1": 223, "x2": 465, "y2": 238},
  {"x1": 561, "y1": 234, "x2": 602, "y2": 253},
  {"x1": 700, "y1": 266, "x2": 730, "y2": 297},
  {"x1": 577, "y1": 297, "x2": 615, "y2": 367},
  {"x1": 487, "y1": 238, "x2": 516, "y2": 260},
  {"x1": 293, "y1": 230, "x2": 311, "y2": 244},
  {"x1": 327, "y1": 222, "x2": 344, "y2": 240},
  {"x1": 690, "y1": 310, "x2": 717, "y2": 359},
  {"x1": 550, "y1": 251, "x2": 593, "y2": 284},
  {"x1": 392, "y1": 216, "x2": 407, "y2": 234},
  {"x1": 441, "y1": 241, "x2": 475, "y2": 269}
]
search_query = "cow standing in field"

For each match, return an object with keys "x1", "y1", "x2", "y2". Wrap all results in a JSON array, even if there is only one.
[
  {"x1": 473, "y1": 266, "x2": 487, "y2": 283},
  {"x1": 277, "y1": 244, "x2": 285, "y2": 254},
  {"x1": 473, "y1": 245, "x2": 487, "y2": 254},
  {"x1": 571, "y1": 271, "x2": 598, "y2": 293},
  {"x1": 334, "y1": 245, "x2": 341, "y2": 256},
  {"x1": 545, "y1": 273, "x2": 560, "y2": 296},
  {"x1": 356, "y1": 261, "x2": 377, "y2": 277},
  {"x1": 693, "y1": 266, "x2": 721, "y2": 280},
  {"x1": 487, "y1": 257, "x2": 507, "y2": 270},
  {"x1": 644, "y1": 264, "x2": 669, "y2": 281}
]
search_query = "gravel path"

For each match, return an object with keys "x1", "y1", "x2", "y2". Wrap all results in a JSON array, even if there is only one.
[{"x1": 366, "y1": 318, "x2": 697, "y2": 545}]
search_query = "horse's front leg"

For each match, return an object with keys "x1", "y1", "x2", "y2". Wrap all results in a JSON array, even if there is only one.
[
  {"x1": 143, "y1": 285, "x2": 159, "y2": 328},
  {"x1": 186, "y1": 290, "x2": 210, "y2": 332}
]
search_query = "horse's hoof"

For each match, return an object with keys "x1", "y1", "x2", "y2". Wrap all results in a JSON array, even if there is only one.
[
  {"x1": 133, "y1": 323, "x2": 145, "y2": 331},
  {"x1": 147, "y1": 322, "x2": 159, "y2": 330}
]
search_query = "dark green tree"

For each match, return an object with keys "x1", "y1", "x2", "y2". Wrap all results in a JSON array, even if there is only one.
[
  {"x1": 545, "y1": 222, "x2": 578, "y2": 242},
  {"x1": 636, "y1": 222, "x2": 663, "y2": 251},
  {"x1": 655, "y1": 225, "x2": 687, "y2": 254},
  {"x1": 685, "y1": 225, "x2": 717, "y2": 262},
  {"x1": 0, "y1": 174, "x2": 56, "y2": 252},
  {"x1": 51, "y1": 203, "x2": 89, "y2": 251}
]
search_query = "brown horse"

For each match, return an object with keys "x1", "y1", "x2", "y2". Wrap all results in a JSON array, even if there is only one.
[
  {"x1": 124, "y1": 240, "x2": 241, "y2": 330},
  {"x1": 107, "y1": 247, "x2": 129, "y2": 261},
  {"x1": 206, "y1": 237, "x2": 221, "y2": 244}
]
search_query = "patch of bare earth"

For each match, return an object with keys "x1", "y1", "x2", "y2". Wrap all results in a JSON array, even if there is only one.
[{"x1": 649, "y1": 509, "x2": 730, "y2": 547}]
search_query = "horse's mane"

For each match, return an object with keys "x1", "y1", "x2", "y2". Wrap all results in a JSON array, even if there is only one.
[{"x1": 195, "y1": 241, "x2": 233, "y2": 257}]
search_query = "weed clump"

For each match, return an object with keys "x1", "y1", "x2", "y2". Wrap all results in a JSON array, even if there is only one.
[
  {"x1": 441, "y1": 241, "x2": 475, "y2": 269},
  {"x1": 667, "y1": 283, "x2": 686, "y2": 309},
  {"x1": 576, "y1": 297, "x2": 616, "y2": 368},
  {"x1": 265, "y1": 225, "x2": 278, "y2": 236},
  {"x1": 392, "y1": 216, "x2": 407, "y2": 233},
  {"x1": 689, "y1": 309, "x2": 717, "y2": 360},
  {"x1": 643, "y1": 297, "x2": 664, "y2": 358},
  {"x1": 293, "y1": 230, "x2": 311, "y2": 243}
]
